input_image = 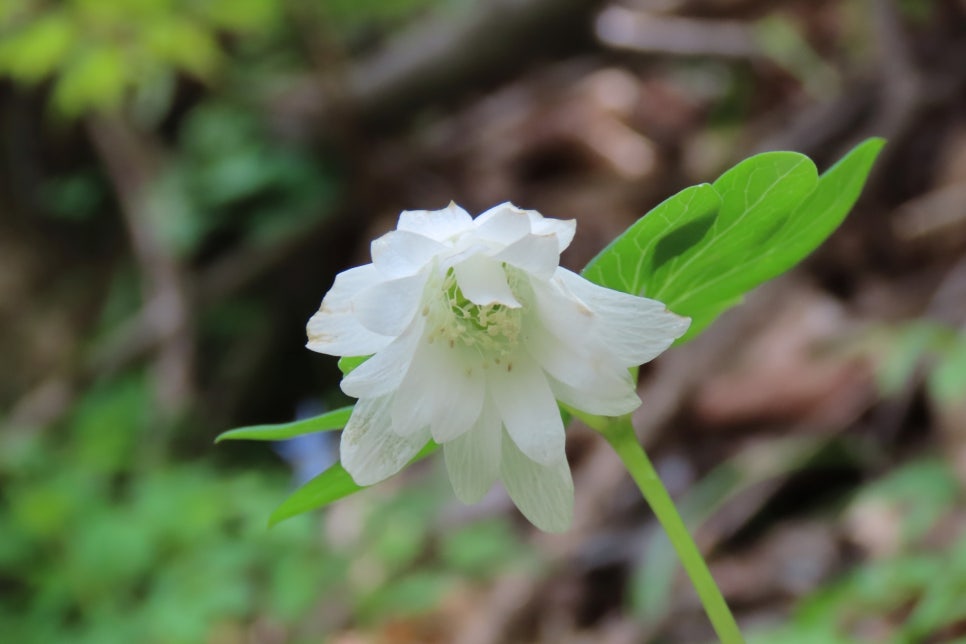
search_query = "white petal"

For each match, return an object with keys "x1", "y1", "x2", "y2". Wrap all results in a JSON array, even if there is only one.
[
  {"x1": 529, "y1": 276, "x2": 595, "y2": 347},
  {"x1": 547, "y1": 374, "x2": 641, "y2": 416},
  {"x1": 523, "y1": 335, "x2": 639, "y2": 419},
  {"x1": 428, "y1": 345, "x2": 485, "y2": 442},
  {"x1": 473, "y1": 203, "x2": 532, "y2": 246},
  {"x1": 371, "y1": 230, "x2": 447, "y2": 279},
  {"x1": 523, "y1": 315, "x2": 591, "y2": 385},
  {"x1": 306, "y1": 265, "x2": 392, "y2": 356},
  {"x1": 492, "y1": 233, "x2": 560, "y2": 281},
  {"x1": 398, "y1": 203, "x2": 473, "y2": 242},
  {"x1": 306, "y1": 309, "x2": 393, "y2": 356},
  {"x1": 341, "y1": 395, "x2": 430, "y2": 486},
  {"x1": 487, "y1": 353, "x2": 565, "y2": 466},
  {"x1": 453, "y1": 254, "x2": 521, "y2": 307},
  {"x1": 340, "y1": 316, "x2": 425, "y2": 398},
  {"x1": 527, "y1": 211, "x2": 576, "y2": 252},
  {"x1": 354, "y1": 272, "x2": 428, "y2": 337},
  {"x1": 390, "y1": 334, "x2": 439, "y2": 437},
  {"x1": 499, "y1": 428, "x2": 574, "y2": 533},
  {"x1": 443, "y1": 402, "x2": 501, "y2": 503},
  {"x1": 389, "y1": 330, "x2": 484, "y2": 442},
  {"x1": 555, "y1": 268, "x2": 690, "y2": 365},
  {"x1": 319, "y1": 264, "x2": 383, "y2": 308}
]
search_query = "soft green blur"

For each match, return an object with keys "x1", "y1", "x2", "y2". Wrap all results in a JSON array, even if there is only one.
[{"x1": 0, "y1": 376, "x2": 536, "y2": 642}]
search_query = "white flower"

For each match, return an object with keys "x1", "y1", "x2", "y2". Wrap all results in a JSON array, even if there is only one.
[{"x1": 307, "y1": 203, "x2": 689, "y2": 531}]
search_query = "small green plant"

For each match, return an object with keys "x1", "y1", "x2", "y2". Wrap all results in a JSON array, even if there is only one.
[
  {"x1": 749, "y1": 458, "x2": 966, "y2": 644},
  {"x1": 867, "y1": 321, "x2": 966, "y2": 405},
  {"x1": 222, "y1": 139, "x2": 884, "y2": 642}
]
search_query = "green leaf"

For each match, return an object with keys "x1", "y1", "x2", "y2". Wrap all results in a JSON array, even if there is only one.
[
  {"x1": 583, "y1": 139, "x2": 884, "y2": 343},
  {"x1": 928, "y1": 335, "x2": 966, "y2": 404},
  {"x1": 51, "y1": 46, "x2": 128, "y2": 116},
  {"x1": 268, "y1": 442, "x2": 439, "y2": 526},
  {"x1": 582, "y1": 184, "x2": 721, "y2": 297},
  {"x1": 682, "y1": 138, "x2": 885, "y2": 305},
  {"x1": 145, "y1": 18, "x2": 222, "y2": 79},
  {"x1": 215, "y1": 406, "x2": 353, "y2": 443},
  {"x1": 0, "y1": 13, "x2": 74, "y2": 83},
  {"x1": 338, "y1": 355, "x2": 369, "y2": 376},
  {"x1": 649, "y1": 151, "x2": 819, "y2": 339},
  {"x1": 877, "y1": 322, "x2": 950, "y2": 395}
]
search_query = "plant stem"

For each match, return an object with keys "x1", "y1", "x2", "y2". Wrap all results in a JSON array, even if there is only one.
[{"x1": 602, "y1": 416, "x2": 744, "y2": 644}]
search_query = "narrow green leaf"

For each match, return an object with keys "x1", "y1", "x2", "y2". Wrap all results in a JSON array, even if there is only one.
[
  {"x1": 268, "y1": 442, "x2": 439, "y2": 526},
  {"x1": 269, "y1": 462, "x2": 359, "y2": 526},
  {"x1": 582, "y1": 184, "x2": 721, "y2": 296},
  {"x1": 215, "y1": 406, "x2": 353, "y2": 443}
]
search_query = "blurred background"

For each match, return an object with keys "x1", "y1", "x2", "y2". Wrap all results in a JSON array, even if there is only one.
[{"x1": 1, "y1": 0, "x2": 966, "y2": 642}]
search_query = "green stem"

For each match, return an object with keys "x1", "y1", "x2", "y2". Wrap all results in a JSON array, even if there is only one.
[{"x1": 602, "y1": 416, "x2": 744, "y2": 644}]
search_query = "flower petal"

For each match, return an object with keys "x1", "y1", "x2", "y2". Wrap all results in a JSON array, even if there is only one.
[
  {"x1": 556, "y1": 268, "x2": 690, "y2": 365},
  {"x1": 453, "y1": 254, "x2": 521, "y2": 307},
  {"x1": 390, "y1": 334, "x2": 438, "y2": 437},
  {"x1": 487, "y1": 353, "x2": 565, "y2": 466},
  {"x1": 547, "y1": 373, "x2": 641, "y2": 416},
  {"x1": 528, "y1": 276, "x2": 595, "y2": 347},
  {"x1": 428, "y1": 345, "x2": 485, "y2": 442},
  {"x1": 523, "y1": 304, "x2": 642, "y2": 415},
  {"x1": 398, "y1": 203, "x2": 473, "y2": 242},
  {"x1": 389, "y1": 330, "x2": 484, "y2": 442},
  {"x1": 492, "y1": 233, "x2": 560, "y2": 281},
  {"x1": 307, "y1": 265, "x2": 393, "y2": 356},
  {"x1": 443, "y1": 401, "x2": 501, "y2": 503},
  {"x1": 307, "y1": 310, "x2": 393, "y2": 357},
  {"x1": 371, "y1": 230, "x2": 448, "y2": 279},
  {"x1": 499, "y1": 428, "x2": 574, "y2": 533},
  {"x1": 527, "y1": 211, "x2": 576, "y2": 252},
  {"x1": 473, "y1": 203, "x2": 532, "y2": 246},
  {"x1": 341, "y1": 395, "x2": 430, "y2": 486},
  {"x1": 354, "y1": 272, "x2": 428, "y2": 337},
  {"x1": 340, "y1": 316, "x2": 425, "y2": 398}
]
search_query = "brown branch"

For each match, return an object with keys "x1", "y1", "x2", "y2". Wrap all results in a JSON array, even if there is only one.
[
  {"x1": 85, "y1": 115, "x2": 194, "y2": 413},
  {"x1": 269, "y1": 0, "x2": 602, "y2": 132},
  {"x1": 595, "y1": 6, "x2": 762, "y2": 59}
]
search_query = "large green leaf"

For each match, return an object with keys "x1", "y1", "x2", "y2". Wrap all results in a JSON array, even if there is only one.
[
  {"x1": 648, "y1": 152, "x2": 819, "y2": 304},
  {"x1": 581, "y1": 184, "x2": 721, "y2": 297},
  {"x1": 214, "y1": 406, "x2": 353, "y2": 443},
  {"x1": 268, "y1": 442, "x2": 439, "y2": 526},
  {"x1": 583, "y1": 139, "x2": 884, "y2": 342},
  {"x1": 660, "y1": 139, "x2": 884, "y2": 338},
  {"x1": 736, "y1": 138, "x2": 885, "y2": 285}
]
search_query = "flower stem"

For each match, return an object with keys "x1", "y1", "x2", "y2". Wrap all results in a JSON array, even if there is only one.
[{"x1": 602, "y1": 416, "x2": 744, "y2": 644}]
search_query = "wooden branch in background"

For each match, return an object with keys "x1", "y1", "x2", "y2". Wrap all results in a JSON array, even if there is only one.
[
  {"x1": 595, "y1": 6, "x2": 761, "y2": 59},
  {"x1": 85, "y1": 116, "x2": 195, "y2": 413},
  {"x1": 270, "y1": 0, "x2": 602, "y2": 132}
]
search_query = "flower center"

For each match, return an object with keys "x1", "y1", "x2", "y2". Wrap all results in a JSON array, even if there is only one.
[{"x1": 425, "y1": 267, "x2": 523, "y2": 362}]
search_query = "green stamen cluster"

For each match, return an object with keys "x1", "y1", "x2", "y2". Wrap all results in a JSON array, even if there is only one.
[{"x1": 425, "y1": 267, "x2": 523, "y2": 366}]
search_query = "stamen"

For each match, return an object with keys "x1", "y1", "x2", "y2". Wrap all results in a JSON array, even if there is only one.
[{"x1": 429, "y1": 265, "x2": 524, "y2": 358}]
